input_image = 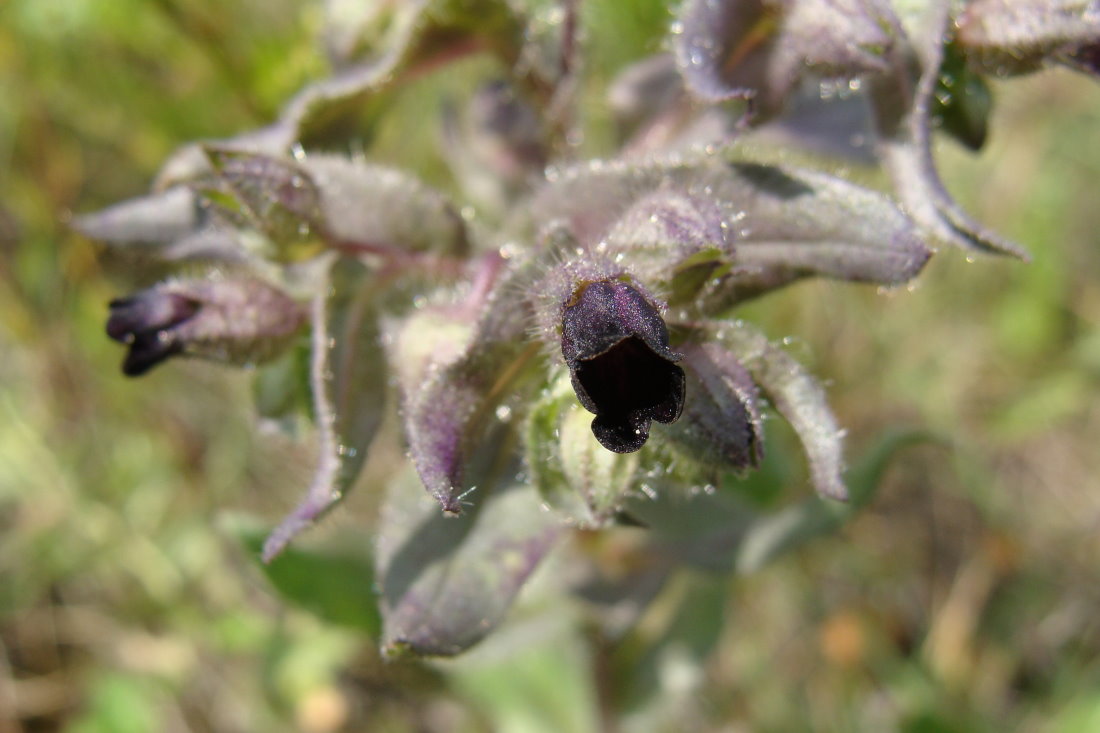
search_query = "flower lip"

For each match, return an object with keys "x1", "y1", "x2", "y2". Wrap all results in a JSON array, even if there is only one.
[
  {"x1": 562, "y1": 279, "x2": 685, "y2": 453},
  {"x1": 107, "y1": 291, "x2": 200, "y2": 376}
]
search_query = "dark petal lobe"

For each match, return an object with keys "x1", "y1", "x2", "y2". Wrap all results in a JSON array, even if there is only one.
[{"x1": 122, "y1": 334, "x2": 185, "y2": 376}]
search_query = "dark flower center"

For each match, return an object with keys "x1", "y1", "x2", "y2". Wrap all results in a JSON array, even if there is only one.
[{"x1": 572, "y1": 335, "x2": 685, "y2": 453}]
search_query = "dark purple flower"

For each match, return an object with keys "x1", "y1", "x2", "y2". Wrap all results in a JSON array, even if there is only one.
[
  {"x1": 561, "y1": 280, "x2": 685, "y2": 453},
  {"x1": 106, "y1": 278, "x2": 306, "y2": 377},
  {"x1": 107, "y1": 291, "x2": 201, "y2": 376}
]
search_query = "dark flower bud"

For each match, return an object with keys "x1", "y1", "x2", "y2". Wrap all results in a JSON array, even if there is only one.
[
  {"x1": 669, "y1": 342, "x2": 764, "y2": 470},
  {"x1": 107, "y1": 278, "x2": 306, "y2": 376},
  {"x1": 107, "y1": 291, "x2": 200, "y2": 375},
  {"x1": 561, "y1": 279, "x2": 685, "y2": 453}
]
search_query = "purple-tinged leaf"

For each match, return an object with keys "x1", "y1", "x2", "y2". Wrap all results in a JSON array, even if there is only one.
[
  {"x1": 263, "y1": 257, "x2": 387, "y2": 561},
  {"x1": 154, "y1": 124, "x2": 296, "y2": 191},
  {"x1": 673, "y1": 0, "x2": 896, "y2": 118},
  {"x1": 666, "y1": 342, "x2": 764, "y2": 471},
  {"x1": 956, "y1": 0, "x2": 1100, "y2": 76},
  {"x1": 376, "y1": 467, "x2": 563, "y2": 658},
  {"x1": 869, "y1": 1, "x2": 1029, "y2": 259},
  {"x1": 708, "y1": 320, "x2": 847, "y2": 501},
  {"x1": 601, "y1": 187, "x2": 735, "y2": 294},
  {"x1": 403, "y1": 255, "x2": 541, "y2": 512},
  {"x1": 530, "y1": 154, "x2": 931, "y2": 310}
]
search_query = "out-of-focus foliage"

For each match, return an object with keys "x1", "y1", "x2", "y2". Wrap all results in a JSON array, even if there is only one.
[{"x1": 2, "y1": 1, "x2": 1100, "y2": 731}]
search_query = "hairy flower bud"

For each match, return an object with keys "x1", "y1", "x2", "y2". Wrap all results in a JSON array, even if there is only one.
[
  {"x1": 668, "y1": 342, "x2": 764, "y2": 469},
  {"x1": 561, "y1": 279, "x2": 685, "y2": 453},
  {"x1": 107, "y1": 278, "x2": 306, "y2": 376}
]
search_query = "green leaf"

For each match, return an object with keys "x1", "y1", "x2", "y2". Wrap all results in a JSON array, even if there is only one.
[
  {"x1": 238, "y1": 522, "x2": 381, "y2": 636},
  {"x1": 623, "y1": 478, "x2": 756, "y2": 574},
  {"x1": 448, "y1": 628, "x2": 600, "y2": 733},
  {"x1": 736, "y1": 428, "x2": 939, "y2": 573},
  {"x1": 251, "y1": 343, "x2": 311, "y2": 424},
  {"x1": 932, "y1": 39, "x2": 994, "y2": 151}
]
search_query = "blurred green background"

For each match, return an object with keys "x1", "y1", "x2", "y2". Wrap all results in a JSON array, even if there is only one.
[{"x1": 2, "y1": 0, "x2": 1100, "y2": 731}]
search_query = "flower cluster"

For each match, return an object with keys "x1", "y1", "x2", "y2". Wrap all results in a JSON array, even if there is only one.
[{"x1": 78, "y1": 0, "x2": 1097, "y2": 657}]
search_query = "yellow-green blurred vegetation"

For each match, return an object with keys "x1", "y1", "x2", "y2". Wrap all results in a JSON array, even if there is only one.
[{"x1": 2, "y1": 1, "x2": 1100, "y2": 731}]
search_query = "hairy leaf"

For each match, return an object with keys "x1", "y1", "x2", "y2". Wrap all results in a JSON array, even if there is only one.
[
  {"x1": 531, "y1": 153, "x2": 930, "y2": 309},
  {"x1": 403, "y1": 256, "x2": 542, "y2": 512},
  {"x1": 73, "y1": 187, "x2": 251, "y2": 264},
  {"x1": 376, "y1": 466, "x2": 563, "y2": 658},
  {"x1": 201, "y1": 149, "x2": 327, "y2": 262},
  {"x1": 665, "y1": 342, "x2": 764, "y2": 470},
  {"x1": 302, "y1": 155, "x2": 470, "y2": 256},
  {"x1": 706, "y1": 320, "x2": 847, "y2": 500},
  {"x1": 870, "y1": 1, "x2": 1029, "y2": 258},
  {"x1": 154, "y1": 0, "x2": 526, "y2": 186},
  {"x1": 263, "y1": 257, "x2": 387, "y2": 560}
]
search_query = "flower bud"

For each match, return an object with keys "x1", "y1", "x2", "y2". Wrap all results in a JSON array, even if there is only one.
[
  {"x1": 668, "y1": 342, "x2": 764, "y2": 470},
  {"x1": 561, "y1": 279, "x2": 685, "y2": 453},
  {"x1": 107, "y1": 278, "x2": 306, "y2": 376}
]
